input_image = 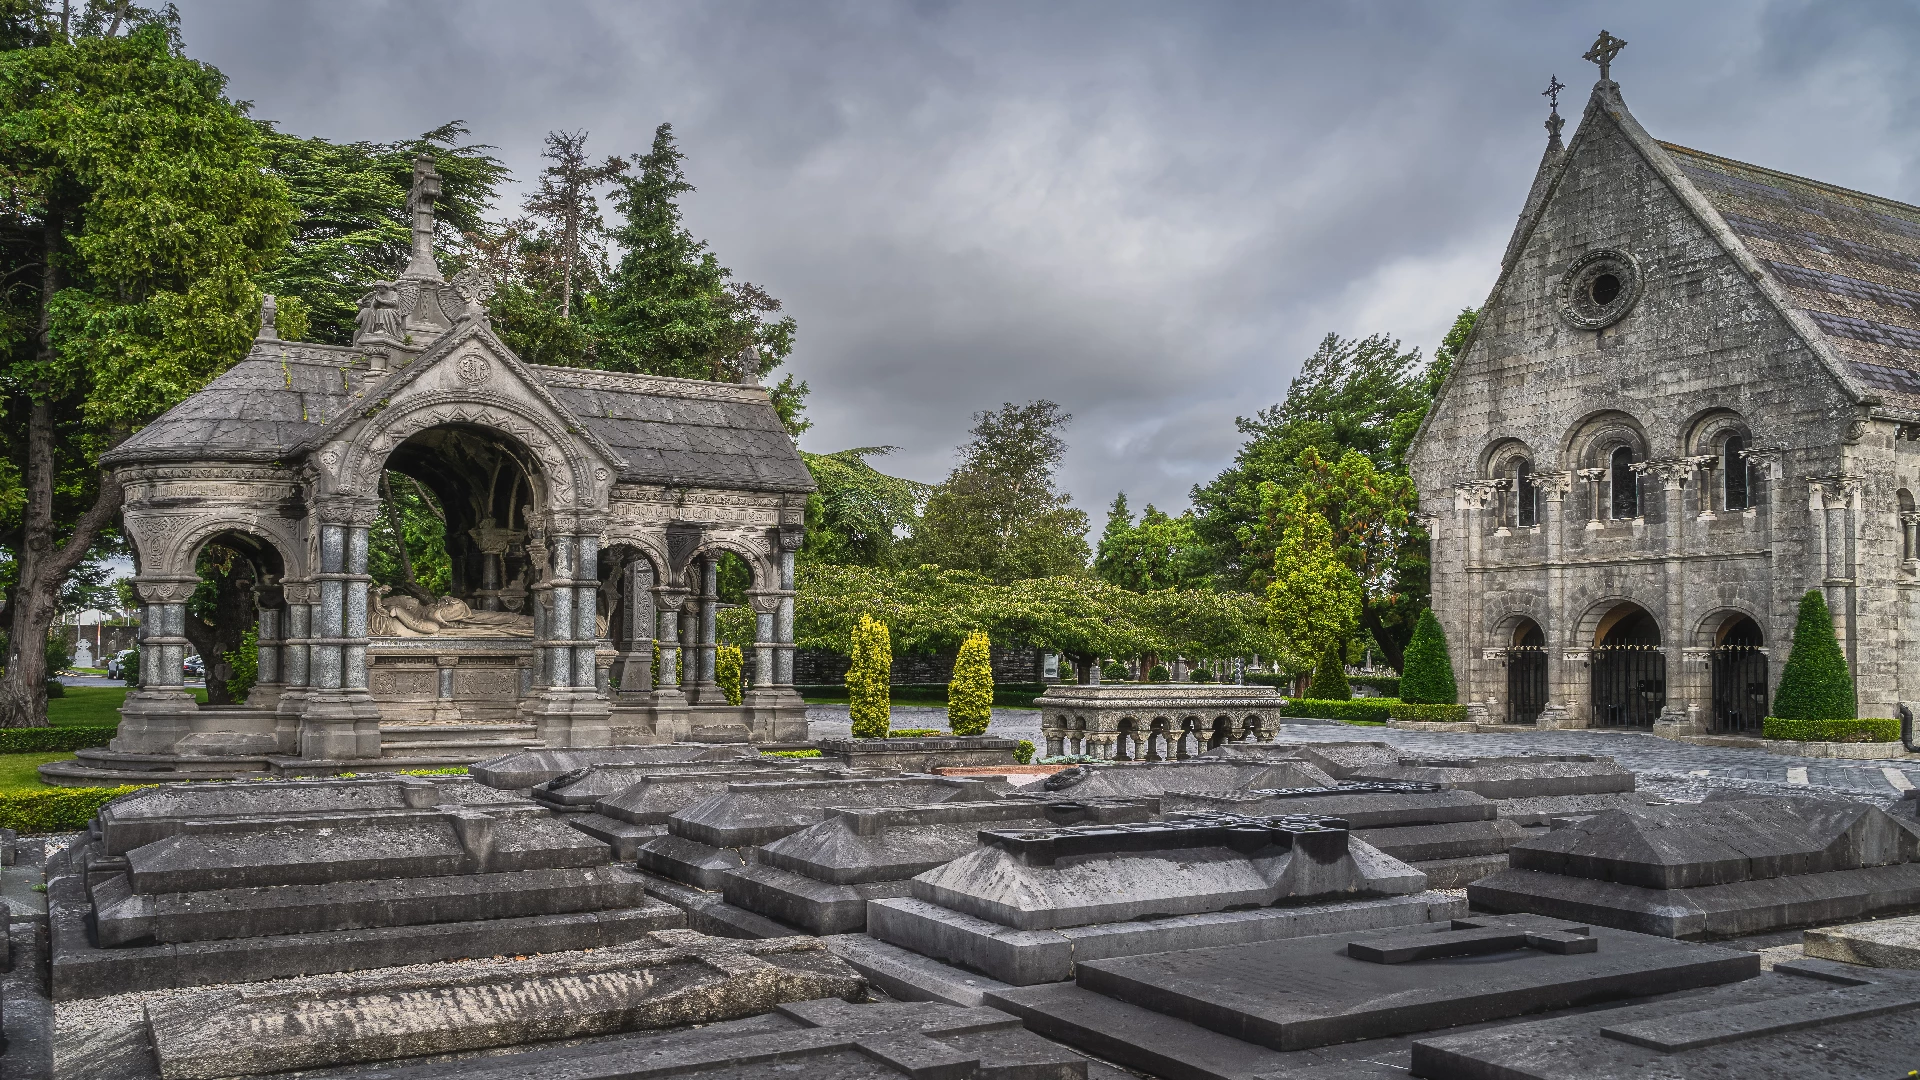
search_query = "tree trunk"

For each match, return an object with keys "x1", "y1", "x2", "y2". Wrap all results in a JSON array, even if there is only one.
[
  {"x1": 182, "y1": 556, "x2": 257, "y2": 706},
  {"x1": 1361, "y1": 606, "x2": 1408, "y2": 674},
  {"x1": 381, "y1": 473, "x2": 434, "y2": 604}
]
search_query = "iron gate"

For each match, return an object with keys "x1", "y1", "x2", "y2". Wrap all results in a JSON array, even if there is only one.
[
  {"x1": 1591, "y1": 646, "x2": 1665, "y2": 729},
  {"x1": 1507, "y1": 646, "x2": 1548, "y2": 724},
  {"x1": 1710, "y1": 646, "x2": 1769, "y2": 735}
]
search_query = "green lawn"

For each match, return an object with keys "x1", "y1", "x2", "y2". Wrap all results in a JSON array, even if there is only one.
[
  {"x1": 0, "y1": 751, "x2": 77, "y2": 793},
  {"x1": 48, "y1": 685, "x2": 204, "y2": 727}
]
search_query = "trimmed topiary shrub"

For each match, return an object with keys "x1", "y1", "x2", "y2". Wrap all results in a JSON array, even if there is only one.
[
  {"x1": 1762, "y1": 716, "x2": 1899, "y2": 743},
  {"x1": 1014, "y1": 739, "x2": 1035, "y2": 765},
  {"x1": 1280, "y1": 698, "x2": 1396, "y2": 724},
  {"x1": 1400, "y1": 609, "x2": 1458, "y2": 705},
  {"x1": 0, "y1": 785, "x2": 144, "y2": 834},
  {"x1": 715, "y1": 644, "x2": 743, "y2": 706},
  {"x1": 847, "y1": 615, "x2": 892, "y2": 738},
  {"x1": 1771, "y1": 591, "x2": 1855, "y2": 724},
  {"x1": 1307, "y1": 645, "x2": 1351, "y2": 701},
  {"x1": 1389, "y1": 702, "x2": 1472, "y2": 724},
  {"x1": 1189, "y1": 668, "x2": 1215, "y2": 683},
  {"x1": 1147, "y1": 665, "x2": 1170, "y2": 683},
  {"x1": 1101, "y1": 660, "x2": 1130, "y2": 682},
  {"x1": 947, "y1": 630, "x2": 994, "y2": 736}
]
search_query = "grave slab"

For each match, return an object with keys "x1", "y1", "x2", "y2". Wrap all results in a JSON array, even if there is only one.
[
  {"x1": 93, "y1": 777, "x2": 523, "y2": 855},
  {"x1": 1071, "y1": 913, "x2": 1758, "y2": 1052},
  {"x1": 1163, "y1": 784, "x2": 1493, "y2": 828},
  {"x1": 1494, "y1": 790, "x2": 1670, "y2": 826},
  {"x1": 1040, "y1": 760, "x2": 1335, "y2": 799},
  {"x1": 1800, "y1": 912, "x2": 1920, "y2": 967},
  {"x1": 1409, "y1": 961, "x2": 1920, "y2": 1080},
  {"x1": 467, "y1": 744, "x2": 761, "y2": 790},
  {"x1": 823, "y1": 933, "x2": 1015, "y2": 1008},
  {"x1": 1352, "y1": 818, "x2": 1531, "y2": 863},
  {"x1": 869, "y1": 891, "x2": 1463, "y2": 986},
  {"x1": 140, "y1": 930, "x2": 865, "y2": 1079},
  {"x1": 1343, "y1": 753, "x2": 1635, "y2": 799},
  {"x1": 818, "y1": 734, "x2": 1021, "y2": 772},
  {"x1": 530, "y1": 760, "x2": 802, "y2": 808},
  {"x1": 669, "y1": 776, "x2": 1007, "y2": 849}
]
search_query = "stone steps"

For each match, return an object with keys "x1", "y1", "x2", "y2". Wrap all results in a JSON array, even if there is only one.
[{"x1": 379, "y1": 723, "x2": 539, "y2": 745}]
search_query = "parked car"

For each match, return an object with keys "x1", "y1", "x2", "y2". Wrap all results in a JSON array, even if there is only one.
[
  {"x1": 182, "y1": 654, "x2": 205, "y2": 679},
  {"x1": 106, "y1": 649, "x2": 136, "y2": 679}
]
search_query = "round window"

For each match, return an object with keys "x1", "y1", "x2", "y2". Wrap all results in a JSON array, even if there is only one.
[{"x1": 1559, "y1": 249, "x2": 1641, "y2": 330}]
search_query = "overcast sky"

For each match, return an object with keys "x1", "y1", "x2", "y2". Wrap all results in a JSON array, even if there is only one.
[{"x1": 171, "y1": 0, "x2": 1920, "y2": 525}]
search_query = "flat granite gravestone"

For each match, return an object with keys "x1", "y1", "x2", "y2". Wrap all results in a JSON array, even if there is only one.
[
  {"x1": 818, "y1": 734, "x2": 1022, "y2": 772},
  {"x1": 51, "y1": 780, "x2": 685, "y2": 999},
  {"x1": 868, "y1": 813, "x2": 1459, "y2": 985},
  {"x1": 1343, "y1": 753, "x2": 1635, "y2": 799},
  {"x1": 1801, "y1": 912, "x2": 1920, "y2": 968},
  {"x1": 468, "y1": 743, "x2": 762, "y2": 791},
  {"x1": 1037, "y1": 760, "x2": 1336, "y2": 798},
  {"x1": 722, "y1": 797, "x2": 1156, "y2": 935},
  {"x1": 138, "y1": 930, "x2": 865, "y2": 1079},
  {"x1": 529, "y1": 760, "x2": 867, "y2": 859},
  {"x1": 209, "y1": 999, "x2": 1095, "y2": 1080},
  {"x1": 1471, "y1": 796, "x2": 1920, "y2": 938},
  {"x1": 1409, "y1": 958, "x2": 1920, "y2": 1080}
]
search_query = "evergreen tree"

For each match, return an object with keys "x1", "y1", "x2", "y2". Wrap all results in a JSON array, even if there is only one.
[
  {"x1": 522, "y1": 129, "x2": 627, "y2": 320},
  {"x1": 1307, "y1": 644, "x2": 1351, "y2": 700},
  {"x1": 715, "y1": 644, "x2": 743, "y2": 706},
  {"x1": 847, "y1": 615, "x2": 892, "y2": 738},
  {"x1": 1092, "y1": 493, "x2": 1133, "y2": 581},
  {"x1": 799, "y1": 447, "x2": 928, "y2": 568},
  {"x1": 1399, "y1": 608, "x2": 1458, "y2": 705},
  {"x1": 1264, "y1": 489, "x2": 1362, "y2": 672},
  {"x1": 1772, "y1": 590, "x2": 1855, "y2": 721},
  {"x1": 0, "y1": 8, "x2": 296, "y2": 725},
  {"x1": 906, "y1": 400, "x2": 1092, "y2": 583},
  {"x1": 947, "y1": 630, "x2": 994, "y2": 736}
]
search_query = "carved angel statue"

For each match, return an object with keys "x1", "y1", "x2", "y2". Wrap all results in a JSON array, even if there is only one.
[{"x1": 353, "y1": 283, "x2": 407, "y2": 344}]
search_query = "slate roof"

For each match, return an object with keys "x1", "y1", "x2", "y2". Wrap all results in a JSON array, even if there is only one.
[
  {"x1": 103, "y1": 340, "x2": 814, "y2": 494},
  {"x1": 1664, "y1": 142, "x2": 1920, "y2": 406}
]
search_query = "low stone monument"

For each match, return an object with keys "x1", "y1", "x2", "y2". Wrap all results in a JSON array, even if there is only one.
[
  {"x1": 867, "y1": 813, "x2": 1454, "y2": 985},
  {"x1": 469, "y1": 742, "x2": 762, "y2": 791},
  {"x1": 1032, "y1": 683, "x2": 1288, "y2": 760},
  {"x1": 1469, "y1": 796, "x2": 1920, "y2": 938},
  {"x1": 50, "y1": 777, "x2": 683, "y2": 999},
  {"x1": 817, "y1": 733, "x2": 1021, "y2": 772},
  {"x1": 1035, "y1": 758, "x2": 1336, "y2": 798}
]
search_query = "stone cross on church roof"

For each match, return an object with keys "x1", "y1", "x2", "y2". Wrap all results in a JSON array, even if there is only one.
[
  {"x1": 1583, "y1": 29, "x2": 1627, "y2": 82},
  {"x1": 402, "y1": 153, "x2": 443, "y2": 282},
  {"x1": 1542, "y1": 74, "x2": 1566, "y2": 150}
]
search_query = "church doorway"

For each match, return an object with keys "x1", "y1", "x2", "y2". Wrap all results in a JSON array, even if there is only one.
[
  {"x1": 1506, "y1": 620, "x2": 1548, "y2": 724},
  {"x1": 1709, "y1": 615, "x2": 1768, "y2": 735},
  {"x1": 1590, "y1": 604, "x2": 1663, "y2": 729}
]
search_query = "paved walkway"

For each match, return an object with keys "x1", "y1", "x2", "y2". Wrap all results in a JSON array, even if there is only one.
[{"x1": 805, "y1": 705, "x2": 1920, "y2": 804}]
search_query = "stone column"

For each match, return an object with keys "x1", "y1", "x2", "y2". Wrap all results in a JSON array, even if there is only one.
[
  {"x1": 1647, "y1": 460, "x2": 1698, "y2": 737},
  {"x1": 1578, "y1": 468, "x2": 1607, "y2": 530},
  {"x1": 432, "y1": 655, "x2": 461, "y2": 722},
  {"x1": 1903, "y1": 512, "x2": 1920, "y2": 570},
  {"x1": 274, "y1": 581, "x2": 314, "y2": 753},
  {"x1": 1535, "y1": 474, "x2": 1578, "y2": 728},
  {"x1": 1455, "y1": 479, "x2": 1501, "y2": 721},
  {"x1": 521, "y1": 524, "x2": 612, "y2": 747},
  {"x1": 686, "y1": 555, "x2": 725, "y2": 705},
  {"x1": 245, "y1": 582, "x2": 284, "y2": 711},
  {"x1": 1744, "y1": 448, "x2": 1787, "y2": 694},
  {"x1": 653, "y1": 588, "x2": 689, "y2": 702},
  {"x1": 572, "y1": 533, "x2": 602, "y2": 693},
  {"x1": 748, "y1": 593, "x2": 778, "y2": 690},
  {"x1": 468, "y1": 518, "x2": 519, "y2": 611},
  {"x1": 301, "y1": 500, "x2": 382, "y2": 760},
  {"x1": 610, "y1": 557, "x2": 655, "y2": 696},
  {"x1": 776, "y1": 548, "x2": 797, "y2": 688},
  {"x1": 115, "y1": 576, "x2": 200, "y2": 753}
]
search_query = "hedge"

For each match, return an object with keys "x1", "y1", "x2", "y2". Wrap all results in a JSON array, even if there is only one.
[
  {"x1": 1281, "y1": 698, "x2": 1396, "y2": 724},
  {"x1": 0, "y1": 785, "x2": 142, "y2": 834},
  {"x1": 0, "y1": 726, "x2": 118, "y2": 754},
  {"x1": 883, "y1": 728, "x2": 946, "y2": 738},
  {"x1": 1014, "y1": 739, "x2": 1035, "y2": 765},
  {"x1": 1762, "y1": 716, "x2": 1900, "y2": 743},
  {"x1": 1389, "y1": 702, "x2": 1472, "y2": 724},
  {"x1": 764, "y1": 749, "x2": 822, "y2": 758}
]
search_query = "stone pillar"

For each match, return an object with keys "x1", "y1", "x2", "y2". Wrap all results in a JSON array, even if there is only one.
[
  {"x1": 1649, "y1": 460, "x2": 1698, "y2": 737},
  {"x1": 1533, "y1": 474, "x2": 1578, "y2": 728},
  {"x1": 572, "y1": 534, "x2": 602, "y2": 692},
  {"x1": 776, "y1": 548, "x2": 797, "y2": 688},
  {"x1": 1455, "y1": 479, "x2": 1501, "y2": 721},
  {"x1": 1578, "y1": 468, "x2": 1606, "y2": 530},
  {"x1": 654, "y1": 589, "x2": 688, "y2": 698},
  {"x1": 245, "y1": 582, "x2": 284, "y2": 712},
  {"x1": 114, "y1": 576, "x2": 200, "y2": 753},
  {"x1": 1903, "y1": 512, "x2": 1920, "y2": 570},
  {"x1": 685, "y1": 555, "x2": 725, "y2": 704},
  {"x1": 610, "y1": 558, "x2": 655, "y2": 696},
  {"x1": 273, "y1": 582, "x2": 314, "y2": 753},
  {"x1": 521, "y1": 525, "x2": 612, "y2": 747},
  {"x1": 748, "y1": 594, "x2": 777, "y2": 690},
  {"x1": 469, "y1": 518, "x2": 519, "y2": 611},
  {"x1": 432, "y1": 655, "x2": 461, "y2": 722},
  {"x1": 1042, "y1": 716, "x2": 1065, "y2": 759},
  {"x1": 301, "y1": 501, "x2": 382, "y2": 760}
]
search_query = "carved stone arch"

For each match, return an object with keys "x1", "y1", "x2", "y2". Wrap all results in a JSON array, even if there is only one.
[
  {"x1": 691, "y1": 535, "x2": 779, "y2": 594},
  {"x1": 601, "y1": 531, "x2": 672, "y2": 581},
  {"x1": 1564, "y1": 410, "x2": 1650, "y2": 470},
  {"x1": 1576, "y1": 596, "x2": 1663, "y2": 649},
  {"x1": 1693, "y1": 606, "x2": 1767, "y2": 649},
  {"x1": 129, "y1": 512, "x2": 303, "y2": 580},
  {"x1": 331, "y1": 391, "x2": 610, "y2": 511},
  {"x1": 1480, "y1": 437, "x2": 1537, "y2": 478},
  {"x1": 1681, "y1": 408, "x2": 1751, "y2": 458},
  {"x1": 1490, "y1": 608, "x2": 1549, "y2": 649}
]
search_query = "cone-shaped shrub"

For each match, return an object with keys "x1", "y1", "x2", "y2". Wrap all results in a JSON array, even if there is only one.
[
  {"x1": 847, "y1": 615, "x2": 892, "y2": 738},
  {"x1": 1307, "y1": 644, "x2": 1351, "y2": 700},
  {"x1": 1399, "y1": 609, "x2": 1457, "y2": 705},
  {"x1": 1772, "y1": 590, "x2": 1855, "y2": 721},
  {"x1": 715, "y1": 644, "x2": 743, "y2": 706},
  {"x1": 947, "y1": 630, "x2": 995, "y2": 736}
]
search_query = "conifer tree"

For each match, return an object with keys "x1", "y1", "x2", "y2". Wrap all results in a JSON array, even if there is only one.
[
  {"x1": 948, "y1": 631, "x2": 994, "y2": 736},
  {"x1": 715, "y1": 644, "x2": 743, "y2": 707},
  {"x1": 1772, "y1": 590, "x2": 1855, "y2": 721},
  {"x1": 847, "y1": 615, "x2": 892, "y2": 738},
  {"x1": 1307, "y1": 644, "x2": 1351, "y2": 700},
  {"x1": 1399, "y1": 608, "x2": 1457, "y2": 705}
]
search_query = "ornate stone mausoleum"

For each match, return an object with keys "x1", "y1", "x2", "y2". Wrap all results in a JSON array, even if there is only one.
[
  {"x1": 1411, "y1": 37, "x2": 1920, "y2": 736},
  {"x1": 46, "y1": 158, "x2": 812, "y2": 785}
]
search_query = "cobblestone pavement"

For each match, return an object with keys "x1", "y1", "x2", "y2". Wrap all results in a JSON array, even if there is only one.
[{"x1": 805, "y1": 705, "x2": 1920, "y2": 804}]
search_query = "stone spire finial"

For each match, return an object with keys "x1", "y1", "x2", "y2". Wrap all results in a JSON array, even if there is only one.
[
  {"x1": 734, "y1": 344, "x2": 762, "y2": 386},
  {"x1": 255, "y1": 293, "x2": 278, "y2": 341},
  {"x1": 1542, "y1": 74, "x2": 1566, "y2": 151},
  {"x1": 1583, "y1": 29, "x2": 1627, "y2": 83},
  {"x1": 402, "y1": 154, "x2": 444, "y2": 282}
]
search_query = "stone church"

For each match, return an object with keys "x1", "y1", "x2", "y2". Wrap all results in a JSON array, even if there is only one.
[{"x1": 1410, "y1": 35, "x2": 1920, "y2": 735}]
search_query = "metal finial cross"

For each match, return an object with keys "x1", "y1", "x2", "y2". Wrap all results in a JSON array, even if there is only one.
[
  {"x1": 1583, "y1": 30, "x2": 1627, "y2": 81},
  {"x1": 1542, "y1": 74, "x2": 1565, "y2": 110}
]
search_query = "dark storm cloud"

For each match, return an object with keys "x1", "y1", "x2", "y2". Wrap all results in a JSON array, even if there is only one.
[{"x1": 172, "y1": 0, "x2": 1920, "y2": 519}]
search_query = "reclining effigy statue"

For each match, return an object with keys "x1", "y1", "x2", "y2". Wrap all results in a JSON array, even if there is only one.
[{"x1": 370, "y1": 586, "x2": 537, "y2": 637}]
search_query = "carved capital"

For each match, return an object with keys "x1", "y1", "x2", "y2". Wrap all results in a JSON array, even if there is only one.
[
  {"x1": 1455, "y1": 479, "x2": 1504, "y2": 510},
  {"x1": 1576, "y1": 467, "x2": 1607, "y2": 483},
  {"x1": 1535, "y1": 471, "x2": 1573, "y2": 498},
  {"x1": 768, "y1": 523, "x2": 806, "y2": 553},
  {"x1": 280, "y1": 581, "x2": 320, "y2": 606},
  {"x1": 434, "y1": 655, "x2": 461, "y2": 668},
  {"x1": 1631, "y1": 457, "x2": 1692, "y2": 489},
  {"x1": 1739, "y1": 446, "x2": 1785, "y2": 479},
  {"x1": 653, "y1": 587, "x2": 692, "y2": 613},
  {"x1": 312, "y1": 498, "x2": 380, "y2": 527},
  {"x1": 133, "y1": 577, "x2": 198, "y2": 605},
  {"x1": 746, "y1": 590, "x2": 783, "y2": 615}
]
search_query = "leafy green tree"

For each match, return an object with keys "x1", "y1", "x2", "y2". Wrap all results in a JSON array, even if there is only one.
[
  {"x1": 1399, "y1": 608, "x2": 1458, "y2": 705},
  {"x1": 947, "y1": 630, "x2": 993, "y2": 736},
  {"x1": 1388, "y1": 307, "x2": 1477, "y2": 465},
  {"x1": 0, "y1": 9, "x2": 295, "y2": 725},
  {"x1": 369, "y1": 472, "x2": 452, "y2": 601},
  {"x1": 1307, "y1": 644, "x2": 1351, "y2": 700},
  {"x1": 259, "y1": 121, "x2": 506, "y2": 346},
  {"x1": 1263, "y1": 488, "x2": 1362, "y2": 671},
  {"x1": 1772, "y1": 591, "x2": 1855, "y2": 721},
  {"x1": 799, "y1": 447, "x2": 928, "y2": 568},
  {"x1": 1287, "y1": 448, "x2": 1424, "y2": 669},
  {"x1": 1095, "y1": 493, "x2": 1211, "y2": 592},
  {"x1": 907, "y1": 400, "x2": 1091, "y2": 583},
  {"x1": 847, "y1": 614, "x2": 891, "y2": 738}
]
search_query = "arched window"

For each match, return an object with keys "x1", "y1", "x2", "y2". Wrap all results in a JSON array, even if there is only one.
[
  {"x1": 1610, "y1": 446, "x2": 1638, "y2": 519},
  {"x1": 1515, "y1": 460, "x2": 1537, "y2": 528},
  {"x1": 1724, "y1": 435, "x2": 1750, "y2": 511}
]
